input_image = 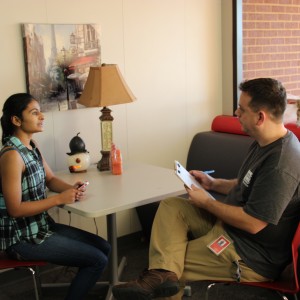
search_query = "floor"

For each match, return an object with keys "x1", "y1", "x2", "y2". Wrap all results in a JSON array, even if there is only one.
[{"x1": 0, "y1": 232, "x2": 294, "y2": 300}]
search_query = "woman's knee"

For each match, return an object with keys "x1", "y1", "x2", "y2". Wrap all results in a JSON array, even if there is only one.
[
  {"x1": 102, "y1": 240, "x2": 111, "y2": 257},
  {"x1": 94, "y1": 251, "x2": 109, "y2": 271}
]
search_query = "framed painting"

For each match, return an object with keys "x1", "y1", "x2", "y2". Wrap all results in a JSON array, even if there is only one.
[{"x1": 21, "y1": 23, "x2": 101, "y2": 112}]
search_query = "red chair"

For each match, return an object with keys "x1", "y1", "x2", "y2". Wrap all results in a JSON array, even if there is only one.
[
  {"x1": 205, "y1": 222, "x2": 300, "y2": 300},
  {"x1": 0, "y1": 257, "x2": 47, "y2": 300}
]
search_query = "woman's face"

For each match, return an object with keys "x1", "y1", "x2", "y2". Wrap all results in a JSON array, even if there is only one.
[{"x1": 18, "y1": 100, "x2": 45, "y2": 134}]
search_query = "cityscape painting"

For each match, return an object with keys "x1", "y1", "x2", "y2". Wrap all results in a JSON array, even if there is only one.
[{"x1": 22, "y1": 23, "x2": 101, "y2": 112}]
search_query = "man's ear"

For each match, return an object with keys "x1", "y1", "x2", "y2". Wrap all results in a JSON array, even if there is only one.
[
  {"x1": 11, "y1": 116, "x2": 21, "y2": 126},
  {"x1": 256, "y1": 111, "x2": 265, "y2": 125}
]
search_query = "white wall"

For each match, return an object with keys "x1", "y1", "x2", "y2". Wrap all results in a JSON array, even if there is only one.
[
  {"x1": 0, "y1": 0, "x2": 227, "y2": 238},
  {"x1": 222, "y1": 0, "x2": 234, "y2": 115}
]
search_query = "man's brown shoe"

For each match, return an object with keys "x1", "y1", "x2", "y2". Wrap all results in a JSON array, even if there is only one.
[{"x1": 112, "y1": 269, "x2": 180, "y2": 300}]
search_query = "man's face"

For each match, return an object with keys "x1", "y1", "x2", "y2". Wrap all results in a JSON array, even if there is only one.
[{"x1": 235, "y1": 92, "x2": 258, "y2": 134}]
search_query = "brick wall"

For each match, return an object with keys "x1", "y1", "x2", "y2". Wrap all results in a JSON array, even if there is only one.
[{"x1": 242, "y1": 0, "x2": 300, "y2": 97}]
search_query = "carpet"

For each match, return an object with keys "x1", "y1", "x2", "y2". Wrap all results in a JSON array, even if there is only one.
[{"x1": 0, "y1": 232, "x2": 293, "y2": 300}]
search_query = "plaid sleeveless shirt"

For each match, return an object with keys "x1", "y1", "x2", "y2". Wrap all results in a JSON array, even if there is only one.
[{"x1": 0, "y1": 136, "x2": 53, "y2": 250}]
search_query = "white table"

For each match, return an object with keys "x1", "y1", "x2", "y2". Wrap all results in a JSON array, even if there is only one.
[{"x1": 54, "y1": 162, "x2": 186, "y2": 300}]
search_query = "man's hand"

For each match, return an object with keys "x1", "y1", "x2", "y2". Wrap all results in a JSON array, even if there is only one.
[
  {"x1": 186, "y1": 184, "x2": 212, "y2": 208},
  {"x1": 189, "y1": 170, "x2": 214, "y2": 190},
  {"x1": 190, "y1": 170, "x2": 238, "y2": 195},
  {"x1": 186, "y1": 184, "x2": 267, "y2": 234}
]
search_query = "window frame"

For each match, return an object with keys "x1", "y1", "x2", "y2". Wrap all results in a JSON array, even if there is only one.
[{"x1": 232, "y1": 0, "x2": 243, "y2": 112}]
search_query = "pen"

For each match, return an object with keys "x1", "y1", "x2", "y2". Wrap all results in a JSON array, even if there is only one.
[{"x1": 203, "y1": 170, "x2": 215, "y2": 174}]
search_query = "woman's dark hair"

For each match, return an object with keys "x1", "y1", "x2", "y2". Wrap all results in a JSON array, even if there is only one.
[
  {"x1": 239, "y1": 78, "x2": 287, "y2": 120},
  {"x1": 1, "y1": 93, "x2": 36, "y2": 145}
]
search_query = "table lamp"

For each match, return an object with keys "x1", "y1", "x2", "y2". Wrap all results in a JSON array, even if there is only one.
[{"x1": 77, "y1": 64, "x2": 136, "y2": 171}]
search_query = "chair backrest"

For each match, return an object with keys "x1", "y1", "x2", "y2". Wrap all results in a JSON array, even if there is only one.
[
  {"x1": 240, "y1": 221, "x2": 300, "y2": 295},
  {"x1": 291, "y1": 221, "x2": 300, "y2": 291},
  {"x1": 186, "y1": 131, "x2": 253, "y2": 179}
]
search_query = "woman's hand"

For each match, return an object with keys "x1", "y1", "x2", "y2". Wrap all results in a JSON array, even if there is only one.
[
  {"x1": 58, "y1": 187, "x2": 85, "y2": 204},
  {"x1": 74, "y1": 181, "x2": 88, "y2": 192}
]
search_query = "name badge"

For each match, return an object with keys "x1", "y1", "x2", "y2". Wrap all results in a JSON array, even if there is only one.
[{"x1": 207, "y1": 235, "x2": 231, "y2": 256}]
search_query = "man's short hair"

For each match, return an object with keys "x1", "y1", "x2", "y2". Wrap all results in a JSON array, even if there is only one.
[{"x1": 239, "y1": 78, "x2": 287, "y2": 120}]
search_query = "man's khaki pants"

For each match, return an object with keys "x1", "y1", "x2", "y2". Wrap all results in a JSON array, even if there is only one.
[{"x1": 149, "y1": 197, "x2": 268, "y2": 300}]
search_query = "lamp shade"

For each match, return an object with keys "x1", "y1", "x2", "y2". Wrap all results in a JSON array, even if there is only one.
[{"x1": 78, "y1": 64, "x2": 136, "y2": 107}]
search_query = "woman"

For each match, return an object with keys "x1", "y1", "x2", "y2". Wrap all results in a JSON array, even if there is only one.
[{"x1": 0, "y1": 93, "x2": 111, "y2": 300}]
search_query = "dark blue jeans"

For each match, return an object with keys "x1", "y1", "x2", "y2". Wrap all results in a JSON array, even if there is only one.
[{"x1": 6, "y1": 223, "x2": 111, "y2": 300}]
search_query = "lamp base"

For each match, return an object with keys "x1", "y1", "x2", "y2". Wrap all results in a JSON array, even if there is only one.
[{"x1": 97, "y1": 150, "x2": 110, "y2": 171}]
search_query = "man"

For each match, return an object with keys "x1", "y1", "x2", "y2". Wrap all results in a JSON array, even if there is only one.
[{"x1": 112, "y1": 78, "x2": 300, "y2": 300}]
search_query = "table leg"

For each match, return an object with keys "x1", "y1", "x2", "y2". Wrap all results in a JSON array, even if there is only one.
[
  {"x1": 107, "y1": 213, "x2": 118, "y2": 285},
  {"x1": 105, "y1": 213, "x2": 127, "y2": 300}
]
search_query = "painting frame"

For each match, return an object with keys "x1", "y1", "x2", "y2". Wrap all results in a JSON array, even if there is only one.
[{"x1": 21, "y1": 23, "x2": 101, "y2": 112}]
